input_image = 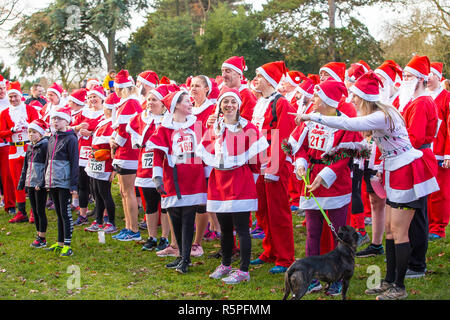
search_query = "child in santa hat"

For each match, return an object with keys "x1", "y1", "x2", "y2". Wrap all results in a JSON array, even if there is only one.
[
  {"x1": 18, "y1": 119, "x2": 49, "y2": 248},
  {"x1": 44, "y1": 106, "x2": 79, "y2": 257}
]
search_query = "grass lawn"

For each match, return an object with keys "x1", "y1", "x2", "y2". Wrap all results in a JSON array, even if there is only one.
[{"x1": 0, "y1": 180, "x2": 449, "y2": 300}]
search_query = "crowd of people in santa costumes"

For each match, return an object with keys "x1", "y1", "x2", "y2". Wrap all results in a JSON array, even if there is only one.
[{"x1": 0, "y1": 52, "x2": 449, "y2": 299}]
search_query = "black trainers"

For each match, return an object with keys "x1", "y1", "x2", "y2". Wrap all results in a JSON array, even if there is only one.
[
  {"x1": 166, "y1": 257, "x2": 183, "y2": 269},
  {"x1": 30, "y1": 237, "x2": 47, "y2": 249},
  {"x1": 356, "y1": 244, "x2": 385, "y2": 258},
  {"x1": 175, "y1": 260, "x2": 190, "y2": 274},
  {"x1": 142, "y1": 237, "x2": 158, "y2": 251},
  {"x1": 156, "y1": 237, "x2": 169, "y2": 251}
]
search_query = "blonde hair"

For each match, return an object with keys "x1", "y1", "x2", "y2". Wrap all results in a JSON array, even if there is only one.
[
  {"x1": 116, "y1": 86, "x2": 139, "y2": 99},
  {"x1": 359, "y1": 99, "x2": 405, "y2": 132}
]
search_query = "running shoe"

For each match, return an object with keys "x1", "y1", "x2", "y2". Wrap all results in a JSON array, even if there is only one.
[
  {"x1": 325, "y1": 281, "x2": 342, "y2": 296},
  {"x1": 112, "y1": 228, "x2": 128, "y2": 239},
  {"x1": 306, "y1": 279, "x2": 322, "y2": 294},
  {"x1": 9, "y1": 212, "x2": 28, "y2": 223},
  {"x1": 84, "y1": 221, "x2": 103, "y2": 232},
  {"x1": 175, "y1": 260, "x2": 190, "y2": 274},
  {"x1": 365, "y1": 280, "x2": 393, "y2": 295},
  {"x1": 30, "y1": 237, "x2": 47, "y2": 249},
  {"x1": 376, "y1": 284, "x2": 408, "y2": 300},
  {"x1": 117, "y1": 230, "x2": 141, "y2": 241},
  {"x1": 209, "y1": 264, "x2": 232, "y2": 279},
  {"x1": 405, "y1": 268, "x2": 426, "y2": 279},
  {"x1": 73, "y1": 215, "x2": 89, "y2": 226},
  {"x1": 250, "y1": 258, "x2": 265, "y2": 265},
  {"x1": 166, "y1": 257, "x2": 183, "y2": 269},
  {"x1": 102, "y1": 223, "x2": 118, "y2": 234},
  {"x1": 156, "y1": 237, "x2": 169, "y2": 251},
  {"x1": 142, "y1": 237, "x2": 158, "y2": 251},
  {"x1": 204, "y1": 231, "x2": 220, "y2": 241},
  {"x1": 364, "y1": 217, "x2": 372, "y2": 225},
  {"x1": 357, "y1": 232, "x2": 370, "y2": 247},
  {"x1": 138, "y1": 220, "x2": 148, "y2": 230},
  {"x1": 250, "y1": 226, "x2": 263, "y2": 235},
  {"x1": 156, "y1": 245, "x2": 179, "y2": 257},
  {"x1": 60, "y1": 245, "x2": 74, "y2": 257},
  {"x1": 290, "y1": 205, "x2": 299, "y2": 212},
  {"x1": 252, "y1": 231, "x2": 265, "y2": 239},
  {"x1": 222, "y1": 270, "x2": 250, "y2": 284},
  {"x1": 190, "y1": 244, "x2": 204, "y2": 257},
  {"x1": 428, "y1": 233, "x2": 442, "y2": 241},
  {"x1": 269, "y1": 266, "x2": 287, "y2": 274},
  {"x1": 356, "y1": 244, "x2": 385, "y2": 258},
  {"x1": 45, "y1": 243, "x2": 63, "y2": 254}
]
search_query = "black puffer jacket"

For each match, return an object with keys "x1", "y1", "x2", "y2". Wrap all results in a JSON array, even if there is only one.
[{"x1": 18, "y1": 136, "x2": 49, "y2": 190}]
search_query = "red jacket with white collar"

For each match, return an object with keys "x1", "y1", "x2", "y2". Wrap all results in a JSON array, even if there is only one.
[{"x1": 430, "y1": 88, "x2": 450, "y2": 160}]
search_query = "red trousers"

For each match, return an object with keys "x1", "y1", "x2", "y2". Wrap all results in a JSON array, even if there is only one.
[
  {"x1": 255, "y1": 163, "x2": 295, "y2": 267},
  {"x1": 288, "y1": 171, "x2": 300, "y2": 207},
  {"x1": 9, "y1": 157, "x2": 26, "y2": 204},
  {"x1": 428, "y1": 166, "x2": 450, "y2": 237},
  {"x1": 0, "y1": 146, "x2": 15, "y2": 210}
]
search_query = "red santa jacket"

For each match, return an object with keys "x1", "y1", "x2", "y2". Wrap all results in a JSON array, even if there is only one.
[
  {"x1": 147, "y1": 113, "x2": 207, "y2": 209},
  {"x1": 127, "y1": 111, "x2": 164, "y2": 188},
  {"x1": 192, "y1": 98, "x2": 215, "y2": 129},
  {"x1": 430, "y1": 88, "x2": 450, "y2": 160},
  {"x1": 402, "y1": 94, "x2": 438, "y2": 175},
  {"x1": 239, "y1": 86, "x2": 257, "y2": 122},
  {"x1": 251, "y1": 92, "x2": 296, "y2": 181},
  {"x1": 0, "y1": 103, "x2": 39, "y2": 159},
  {"x1": 111, "y1": 95, "x2": 142, "y2": 170},
  {"x1": 290, "y1": 111, "x2": 365, "y2": 210},
  {"x1": 85, "y1": 118, "x2": 114, "y2": 181},
  {"x1": 71, "y1": 107, "x2": 104, "y2": 167}
]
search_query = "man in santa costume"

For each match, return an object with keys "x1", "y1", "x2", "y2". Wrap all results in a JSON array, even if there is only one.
[
  {"x1": 374, "y1": 60, "x2": 403, "y2": 106},
  {"x1": 249, "y1": 60, "x2": 296, "y2": 273},
  {"x1": 279, "y1": 70, "x2": 306, "y2": 105},
  {"x1": 399, "y1": 55, "x2": 438, "y2": 278},
  {"x1": 221, "y1": 56, "x2": 256, "y2": 121},
  {"x1": 0, "y1": 81, "x2": 39, "y2": 222},
  {"x1": 0, "y1": 74, "x2": 16, "y2": 214},
  {"x1": 426, "y1": 62, "x2": 450, "y2": 241}
]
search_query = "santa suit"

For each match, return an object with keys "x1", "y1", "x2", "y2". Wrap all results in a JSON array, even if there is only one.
[
  {"x1": 0, "y1": 98, "x2": 15, "y2": 210},
  {"x1": 147, "y1": 113, "x2": 207, "y2": 209},
  {"x1": 192, "y1": 99, "x2": 215, "y2": 129},
  {"x1": 427, "y1": 87, "x2": 450, "y2": 237},
  {"x1": 0, "y1": 103, "x2": 39, "y2": 206},
  {"x1": 197, "y1": 117, "x2": 269, "y2": 212},
  {"x1": 251, "y1": 92, "x2": 296, "y2": 268},
  {"x1": 238, "y1": 85, "x2": 257, "y2": 122},
  {"x1": 111, "y1": 95, "x2": 142, "y2": 170},
  {"x1": 85, "y1": 118, "x2": 114, "y2": 182}
]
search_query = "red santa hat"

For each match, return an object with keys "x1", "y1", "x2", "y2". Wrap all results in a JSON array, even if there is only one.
[
  {"x1": 354, "y1": 60, "x2": 371, "y2": 73},
  {"x1": 88, "y1": 85, "x2": 106, "y2": 100},
  {"x1": 28, "y1": 119, "x2": 48, "y2": 136},
  {"x1": 149, "y1": 84, "x2": 180, "y2": 102},
  {"x1": 185, "y1": 76, "x2": 193, "y2": 88},
  {"x1": 285, "y1": 70, "x2": 306, "y2": 87},
  {"x1": 430, "y1": 62, "x2": 443, "y2": 80},
  {"x1": 346, "y1": 63, "x2": 367, "y2": 83},
  {"x1": 0, "y1": 74, "x2": 6, "y2": 87},
  {"x1": 320, "y1": 62, "x2": 346, "y2": 82},
  {"x1": 51, "y1": 105, "x2": 72, "y2": 123},
  {"x1": 114, "y1": 70, "x2": 134, "y2": 88},
  {"x1": 161, "y1": 90, "x2": 186, "y2": 113},
  {"x1": 374, "y1": 60, "x2": 403, "y2": 86},
  {"x1": 222, "y1": 56, "x2": 248, "y2": 76},
  {"x1": 104, "y1": 92, "x2": 121, "y2": 109},
  {"x1": 47, "y1": 82, "x2": 63, "y2": 98},
  {"x1": 256, "y1": 61, "x2": 288, "y2": 89},
  {"x1": 403, "y1": 55, "x2": 431, "y2": 81},
  {"x1": 349, "y1": 71, "x2": 384, "y2": 102},
  {"x1": 314, "y1": 79, "x2": 348, "y2": 108},
  {"x1": 137, "y1": 70, "x2": 159, "y2": 88},
  {"x1": 86, "y1": 78, "x2": 100, "y2": 88},
  {"x1": 7, "y1": 81, "x2": 22, "y2": 97},
  {"x1": 217, "y1": 87, "x2": 242, "y2": 108},
  {"x1": 159, "y1": 76, "x2": 171, "y2": 85},
  {"x1": 68, "y1": 88, "x2": 88, "y2": 106},
  {"x1": 207, "y1": 78, "x2": 220, "y2": 102}
]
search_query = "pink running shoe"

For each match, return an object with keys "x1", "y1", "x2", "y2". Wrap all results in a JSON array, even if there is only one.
[
  {"x1": 156, "y1": 245, "x2": 179, "y2": 257},
  {"x1": 222, "y1": 270, "x2": 250, "y2": 284},
  {"x1": 190, "y1": 244, "x2": 204, "y2": 257},
  {"x1": 209, "y1": 264, "x2": 232, "y2": 279}
]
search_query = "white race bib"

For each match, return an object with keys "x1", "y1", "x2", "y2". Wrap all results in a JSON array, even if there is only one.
[
  {"x1": 308, "y1": 127, "x2": 331, "y2": 152},
  {"x1": 80, "y1": 146, "x2": 91, "y2": 159},
  {"x1": 89, "y1": 159, "x2": 105, "y2": 173},
  {"x1": 141, "y1": 151, "x2": 154, "y2": 169},
  {"x1": 11, "y1": 131, "x2": 25, "y2": 143}
]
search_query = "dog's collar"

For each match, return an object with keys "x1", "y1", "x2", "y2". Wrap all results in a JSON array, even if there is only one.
[{"x1": 337, "y1": 238, "x2": 356, "y2": 257}]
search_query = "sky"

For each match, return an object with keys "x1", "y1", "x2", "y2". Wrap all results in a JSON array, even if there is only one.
[{"x1": 0, "y1": 0, "x2": 408, "y2": 80}]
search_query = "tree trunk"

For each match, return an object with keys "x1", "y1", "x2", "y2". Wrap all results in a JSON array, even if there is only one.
[
  {"x1": 106, "y1": 31, "x2": 116, "y2": 71},
  {"x1": 327, "y1": 0, "x2": 336, "y2": 60}
]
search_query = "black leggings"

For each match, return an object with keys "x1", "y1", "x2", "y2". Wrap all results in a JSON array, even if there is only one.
[
  {"x1": 140, "y1": 187, "x2": 166, "y2": 214},
  {"x1": 91, "y1": 178, "x2": 115, "y2": 226},
  {"x1": 49, "y1": 188, "x2": 73, "y2": 246},
  {"x1": 217, "y1": 212, "x2": 251, "y2": 272},
  {"x1": 167, "y1": 206, "x2": 197, "y2": 263},
  {"x1": 78, "y1": 166, "x2": 91, "y2": 208},
  {"x1": 28, "y1": 187, "x2": 48, "y2": 233}
]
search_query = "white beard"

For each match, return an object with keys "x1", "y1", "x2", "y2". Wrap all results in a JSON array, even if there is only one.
[
  {"x1": 398, "y1": 78, "x2": 418, "y2": 112},
  {"x1": 379, "y1": 85, "x2": 391, "y2": 105}
]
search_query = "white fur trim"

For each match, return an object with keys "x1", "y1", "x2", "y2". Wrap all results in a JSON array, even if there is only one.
[
  {"x1": 51, "y1": 111, "x2": 71, "y2": 123},
  {"x1": 150, "y1": 89, "x2": 163, "y2": 101},
  {"x1": 7, "y1": 89, "x2": 22, "y2": 97},
  {"x1": 350, "y1": 85, "x2": 379, "y2": 102},
  {"x1": 430, "y1": 67, "x2": 442, "y2": 80},
  {"x1": 385, "y1": 171, "x2": 439, "y2": 203},
  {"x1": 47, "y1": 88, "x2": 61, "y2": 98},
  {"x1": 264, "y1": 173, "x2": 279, "y2": 181},
  {"x1": 222, "y1": 62, "x2": 243, "y2": 76},
  {"x1": 315, "y1": 86, "x2": 339, "y2": 108},
  {"x1": 320, "y1": 67, "x2": 342, "y2": 82},
  {"x1": 135, "y1": 177, "x2": 156, "y2": 188},
  {"x1": 112, "y1": 159, "x2": 138, "y2": 170},
  {"x1": 296, "y1": 86, "x2": 313, "y2": 99},
  {"x1": 68, "y1": 95, "x2": 85, "y2": 106},
  {"x1": 256, "y1": 67, "x2": 278, "y2": 89},
  {"x1": 217, "y1": 92, "x2": 242, "y2": 109},
  {"x1": 161, "y1": 193, "x2": 207, "y2": 209},
  {"x1": 207, "y1": 198, "x2": 258, "y2": 213},
  {"x1": 115, "y1": 81, "x2": 134, "y2": 88},
  {"x1": 114, "y1": 133, "x2": 128, "y2": 147},
  {"x1": 403, "y1": 66, "x2": 429, "y2": 81},
  {"x1": 137, "y1": 76, "x2": 157, "y2": 89},
  {"x1": 88, "y1": 90, "x2": 106, "y2": 100},
  {"x1": 374, "y1": 69, "x2": 394, "y2": 85},
  {"x1": 28, "y1": 123, "x2": 45, "y2": 136},
  {"x1": 152, "y1": 166, "x2": 163, "y2": 179},
  {"x1": 317, "y1": 166, "x2": 337, "y2": 188},
  {"x1": 300, "y1": 193, "x2": 351, "y2": 210}
]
